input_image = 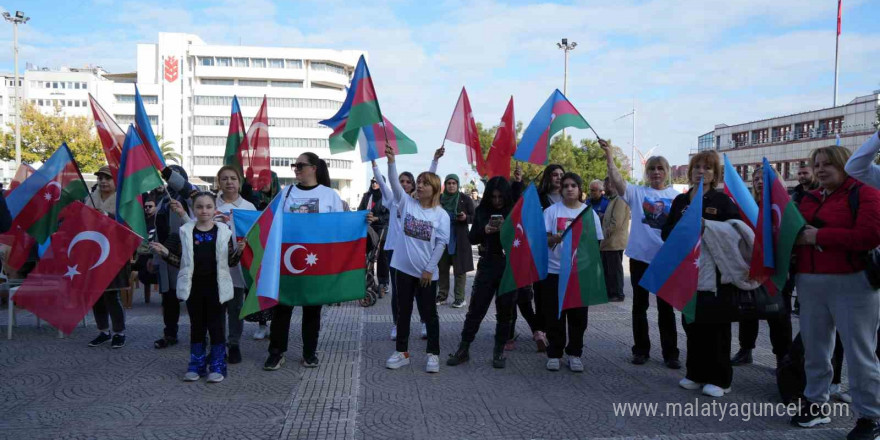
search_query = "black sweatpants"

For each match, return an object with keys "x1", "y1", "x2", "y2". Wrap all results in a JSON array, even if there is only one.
[
  {"x1": 161, "y1": 289, "x2": 180, "y2": 339},
  {"x1": 460, "y1": 256, "x2": 517, "y2": 347},
  {"x1": 683, "y1": 312, "x2": 732, "y2": 388},
  {"x1": 601, "y1": 250, "x2": 624, "y2": 299},
  {"x1": 630, "y1": 259, "x2": 679, "y2": 360},
  {"x1": 395, "y1": 271, "x2": 440, "y2": 355},
  {"x1": 186, "y1": 283, "x2": 225, "y2": 345},
  {"x1": 269, "y1": 304, "x2": 322, "y2": 358},
  {"x1": 92, "y1": 290, "x2": 125, "y2": 333},
  {"x1": 737, "y1": 291, "x2": 793, "y2": 357},
  {"x1": 510, "y1": 286, "x2": 541, "y2": 340},
  {"x1": 538, "y1": 274, "x2": 588, "y2": 358}
]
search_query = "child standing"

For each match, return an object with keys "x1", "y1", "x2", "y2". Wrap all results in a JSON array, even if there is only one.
[{"x1": 151, "y1": 192, "x2": 243, "y2": 383}]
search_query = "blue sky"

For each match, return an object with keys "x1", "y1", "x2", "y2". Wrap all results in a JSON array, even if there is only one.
[{"x1": 0, "y1": 0, "x2": 878, "y2": 182}]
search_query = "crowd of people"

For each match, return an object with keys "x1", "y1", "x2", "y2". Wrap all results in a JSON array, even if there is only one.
[{"x1": 2, "y1": 130, "x2": 879, "y2": 440}]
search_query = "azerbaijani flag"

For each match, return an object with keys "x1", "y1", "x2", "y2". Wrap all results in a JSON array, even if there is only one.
[
  {"x1": 639, "y1": 180, "x2": 703, "y2": 322},
  {"x1": 558, "y1": 207, "x2": 607, "y2": 317},
  {"x1": 235, "y1": 206, "x2": 368, "y2": 315},
  {"x1": 749, "y1": 158, "x2": 806, "y2": 292},
  {"x1": 320, "y1": 55, "x2": 384, "y2": 155},
  {"x1": 355, "y1": 116, "x2": 418, "y2": 162},
  {"x1": 499, "y1": 184, "x2": 548, "y2": 295},
  {"x1": 116, "y1": 125, "x2": 165, "y2": 239},
  {"x1": 722, "y1": 154, "x2": 758, "y2": 229},
  {"x1": 134, "y1": 85, "x2": 167, "y2": 171},
  {"x1": 6, "y1": 144, "x2": 89, "y2": 244},
  {"x1": 513, "y1": 89, "x2": 591, "y2": 165},
  {"x1": 223, "y1": 95, "x2": 250, "y2": 177},
  {"x1": 236, "y1": 193, "x2": 284, "y2": 317}
]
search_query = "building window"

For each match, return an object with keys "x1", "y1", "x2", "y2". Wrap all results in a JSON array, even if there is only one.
[
  {"x1": 201, "y1": 78, "x2": 235, "y2": 86},
  {"x1": 193, "y1": 95, "x2": 341, "y2": 109},
  {"x1": 199, "y1": 56, "x2": 215, "y2": 66},
  {"x1": 271, "y1": 81, "x2": 303, "y2": 88},
  {"x1": 238, "y1": 80, "x2": 268, "y2": 87},
  {"x1": 326, "y1": 159, "x2": 352, "y2": 169},
  {"x1": 771, "y1": 125, "x2": 791, "y2": 142},
  {"x1": 818, "y1": 117, "x2": 843, "y2": 137},
  {"x1": 795, "y1": 121, "x2": 815, "y2": 139},
  {"x1": 251, "y1": 58, "x2": 267, "y2": 68},
  {"x1": 216, "y1": 57, "x2": 232, "y2": 67},
  {"x1": 81, "y1": 100, "x2": 87, "y2": 107},
  {"x1": 38, "y1": 99, "x2": 44, "y2": 106},
  {"x1": 53, "y1": 82, "x2": 59, "y2": 89},
  {"x1": 732, "y1": 132, "x2": 749, "y2": 147},
  {"x1": 234, "y1": 57, "x2": 249, "y2": 67},
  {"x1": 311, "y1": 83, "x2": 344, "y2": 91},
  {"x1": 751, "y1": 129, "x2": 768, "y2": 145},
  {"x1": 311, "y1": 62, "x2": 347, "y2": 75},
  {"x1": 269, "y1": 58, "x2": 284, "y2": 68},
  {"x1": 115, "y1": 114, "x2": 158, "y2": 126},
  {"x1": 115, "y1": 94, "x2": 158, "y2": 104},
  {"x1": 285, "y1": 59, "x2": 303, "y2": 69},
  {"x1": 194, "y1": 115, "x2": 324, "y2": 128},
  {"x1": 81, "y1": 82, "x2": 87, "y2": 89}
]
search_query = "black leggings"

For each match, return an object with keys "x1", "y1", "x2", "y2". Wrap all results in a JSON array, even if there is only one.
[
  {"x1": 538, "y1": 274, "x2": 588, "y2": 358},
  {"x1": 460, "y1": 256, "x2": 517, "y2": 347},
  {"x1": 395, "y1": 271, "x2": 440, "y2": 355},
  {"x1": 186, "y1": 284, "x2": 225, "y2": 345}
]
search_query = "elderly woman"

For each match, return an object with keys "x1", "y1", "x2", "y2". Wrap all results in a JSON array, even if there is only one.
[{"x1": 790, "y1": 145, "x2": 880, "y2": 440}]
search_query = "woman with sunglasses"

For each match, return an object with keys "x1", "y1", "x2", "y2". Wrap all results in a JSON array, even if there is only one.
[{"x1": 262, "y1": 153, "x2": 344, "y2": 371}]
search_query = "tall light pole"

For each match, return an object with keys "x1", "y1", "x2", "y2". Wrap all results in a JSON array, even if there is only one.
[
  {"x1": 557, "y1": 38, "x2": 576, "y2": 138},
  {"x1": 3, "y1": 10, "x2": 29, "y2": 166},
  {"x1": 615, "y1": 99, "x2": 636, "y2": 179}
]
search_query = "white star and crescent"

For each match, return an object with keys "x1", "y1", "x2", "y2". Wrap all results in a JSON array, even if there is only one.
[
  {"x1": 65, "y1": 231, "x2": 111, "y2": 280},
  {"x1": 64, "y1": 265, "x2": 81, "y2": 280},
  {"x1": 44, "y1": 181, "x2": 62, "y2": 202},
  {"x1": 284, "y1": 245, "x2": 318, "y2": 274},
  {"x1": 513, "y1": 223, "x2": 524, "y2": 248}
]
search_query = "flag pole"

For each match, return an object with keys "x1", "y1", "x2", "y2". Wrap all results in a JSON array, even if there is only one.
[
  {"x1": 66, "y1": 144, "x2": 99, "y2": 210},
  {"x1": 833, "y1": 0, "x2": 841, "y2": 107}
]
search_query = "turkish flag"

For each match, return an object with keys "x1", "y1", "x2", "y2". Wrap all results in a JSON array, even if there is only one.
[
  {"x1": 0, "y1": 224, "x2": 37, "y2": 271},
  {"x1": 444, "y1": 87, "x2": 487, "y2": 176},
  {"x1": 486, "y1": 97, "x2": 516, "y2": 178},
  {"x1": 12, "y1": 202, "x2": 141, "y2": 334}
]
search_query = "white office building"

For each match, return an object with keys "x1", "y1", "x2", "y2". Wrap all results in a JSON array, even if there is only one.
[
  {"x1": 697, "y1": 91, "x2": 879, "y2": 188},
  {"x1": 3, "y1": 32, "x2": 368, "y2": 205}
]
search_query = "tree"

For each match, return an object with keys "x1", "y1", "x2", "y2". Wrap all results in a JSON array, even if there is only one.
[
  {"x1": 1, "y1": 102, "x2": 104, "y2": 172},
  {"x1": 155, "y1": 135, "x2": 182, "y2": 165}
]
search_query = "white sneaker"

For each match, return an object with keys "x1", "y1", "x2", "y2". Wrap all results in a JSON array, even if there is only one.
[
  {"x1": 546, "y1": 358, "x2": 561, "y2": 371},
  {"x1": 420, "y1": 323, "x2": 428, "y2": 340},
  {"x1": 386, "y1": 351, "x2": 410, "y2": 369},
  {"x1": 701, "y1": 384, "x2": 731, "y2": 397},
  {"x1": 679, "y1": 378, "x2": 703, "y2": 390},
  {"x1": 390, "y1": 325, "x2": 397, "y2": 341},
  {"x1": 426, "y1": 354, "x2": 440, "y2": 373},
  {"x1": 206, "y1": 372, "x2": 224, "y2": 383},
  {"x1": 830, "y1": 383, "x2": 853, "y2": 403},
  {"x1": 183, "y1": 371, "x2": 200, "y2": 382},
  {"x1": 253, "y1": 325, "x2": 269, "y2": 340},
  {"x1": 566, "y1": 355, "x2": 584, "y2": 372}
]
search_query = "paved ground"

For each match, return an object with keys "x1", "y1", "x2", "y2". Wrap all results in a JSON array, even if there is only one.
[{"x1": 0, "y1": 259, "x2": 859, "y2": 440}]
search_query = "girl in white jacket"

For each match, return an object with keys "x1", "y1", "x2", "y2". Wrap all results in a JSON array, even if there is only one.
[{"x1": 151, "y1": 192, "x2": 244, "y2": 383}]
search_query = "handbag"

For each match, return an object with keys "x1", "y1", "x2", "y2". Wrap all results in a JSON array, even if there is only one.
[{"x1": 694, "y1": 283, "x2": 785, "y2": 323}]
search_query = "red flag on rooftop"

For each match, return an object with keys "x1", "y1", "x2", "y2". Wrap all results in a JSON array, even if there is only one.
[{"x1": 444, "y1": 87, "x2": 486, "y2": 176}]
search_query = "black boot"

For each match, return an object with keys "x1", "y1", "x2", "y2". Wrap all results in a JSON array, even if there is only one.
[
  {"x1": 492, "y1": 344, "x2": 506, "y2": 369},
  {"x1": 731, "y1": 348, "x2": 753, "y2": 366},
  {"x1": 446, "y1": 342, "x2": 470, "y2": 366}
]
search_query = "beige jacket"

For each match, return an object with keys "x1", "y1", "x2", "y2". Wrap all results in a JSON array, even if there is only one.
[
  {"x1": 600, "y1": 196, "x2": 630, "y2": 251},
  {"x1": 85, "y1": 189, "x2": 117, "y2": 217}
]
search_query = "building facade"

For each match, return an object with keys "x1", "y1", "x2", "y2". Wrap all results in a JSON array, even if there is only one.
[{"x1": 697, "y1": 91, "x2": 880, "y2": 189}]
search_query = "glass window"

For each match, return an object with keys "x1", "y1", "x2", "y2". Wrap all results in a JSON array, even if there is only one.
[
  {"x1": 38, "y1": 99, "x2": 43, "y2": 106},
  {"x1": 216, "y1": 57, "x2": 232, "y2": 67},
  {"x1": 269, "y1": 58, "x2": 284, "y2": 68},
  {"x1": 82, "y1": 82, "x2": 87, "y2": 89},
  {"x1": 234, "y1": 57, "x2": 249, "y2": 67},
  {"x1": 285, "y1": 59, "x2": 303, "y2": 69},
  {"x1": 271, "y1": 81, "x2": 303, "y2": 88},
  {"x1": 251, "y1": 58, "x2": 266, "y2": 68},
  {"x1": 67, "y1": 82, "x2": 73, "y2": 89},
  {"x1": 311, "y1": 62, "x2": 347, "y2": 75},
  {"x1": 238, "y1": 80, "x2": 268, "y2": 87},
  {"x1": 201, "y1": 78, "x2": 235, "y2": 86},
  {"x1": 199, "y1": 56, "x2": 215, "y2": 66}
]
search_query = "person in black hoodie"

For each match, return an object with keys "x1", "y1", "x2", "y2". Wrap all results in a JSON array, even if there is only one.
[
  {"x1": 358, "y1": 178, "x2": 391, "y2": 293},
  {"x1": 446, "y1": 177, "x2": 517, "y2": 368}
]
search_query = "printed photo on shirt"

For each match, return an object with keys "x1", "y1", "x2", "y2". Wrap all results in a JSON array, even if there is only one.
[
  {"x1": 641, "y1": 197, "x2": 672, "y2": 229},
  {"x1": 556, "y1": 217, "x2": 573, "y2": 235},
  {"x1": 404, "y1": 213, "x2": 434, "y2": 241},
  {"x1": 289, "y1": 198, "x2": 319, "y2": 213}
]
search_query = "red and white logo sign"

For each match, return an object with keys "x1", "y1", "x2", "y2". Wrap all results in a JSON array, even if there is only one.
[{"x1": 164, "y1": 56, "x2": 179, "y2": 83}]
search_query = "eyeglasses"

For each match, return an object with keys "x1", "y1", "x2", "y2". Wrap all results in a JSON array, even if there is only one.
[{"x1": 292, "y1": 162, "x2": 314, "y2": 170}]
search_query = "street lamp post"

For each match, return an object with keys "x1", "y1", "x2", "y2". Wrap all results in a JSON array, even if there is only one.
[
  {"x1": 3, "y1": 10, "x2": 29, "y2": 166},
  {"x1": 557, "y1": 38, "x2": 576, "y2": 138}
]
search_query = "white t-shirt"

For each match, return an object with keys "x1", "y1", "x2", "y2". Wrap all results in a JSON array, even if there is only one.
[
  {"x1": 390, "y1": 195, "x2": 450, "y2": 280},
  {"x1": 281, "y1": 184, "x2": 343, "y2": 214},
  {"x1": 544, "y1": 202, "x2": 604, "y2": 274},
  {"x1": 622, "y1": 184, "x2": 680, "y2": 263},
  {"x1": 216, "y1": 194, "x2": 256, "y2": 289}
]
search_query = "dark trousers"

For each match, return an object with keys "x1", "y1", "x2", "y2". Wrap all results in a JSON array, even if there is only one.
[
  {"x1": 460, "y1": 256, "x2": 517, "y2": 347},
  {"x1": 538, "y1": 274, "x2": 589, "y2": 358},
  {"x1": 377, "y1": 247, "x2": 390, "y2": 286},
  {"x1": 601, "y1": 250, "x2": 625, "y2": 299},
  {"x1": 630, "y1": 259, "x2": 679, "y2": 360},
  {"x1": 92, "y1": 290, "x2": 125, "y2": 333},
  {"x1": 737, "y1": 291, "x2": 793, "y2": 357},
  {"x1": 388, "y1": 250, "x2": 399, "y2": 324},
  {"x1": 683, "y1": 313, "x2": 732, "y2": 388},
  {"x1": 186, "y1": 283, "x2": 225, "y2": 345},
  {"x1": 269, "y1": 304, "x2": 322, "y2": 358},
  {"x1": 225, "y1": 287, "x2": 245, "y2": 347},
  {"x1": 395, "y1": 271, "x2": 440, "y2": 355},
  {"x1": 161, "y1": 289, "x2": 180, "y2": 339},
  {"x1": 510, "y1": 286, "x2": 541, "y2": 340}
]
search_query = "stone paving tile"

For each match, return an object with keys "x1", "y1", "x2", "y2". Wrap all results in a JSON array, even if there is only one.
[{"x1": 1, "y1": 257, "x2": 859, "y2": 439}]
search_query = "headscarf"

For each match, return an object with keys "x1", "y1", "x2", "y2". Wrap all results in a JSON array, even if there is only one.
[{"x1": 440, "y1": 174, "x2": 461, "y2": 215}]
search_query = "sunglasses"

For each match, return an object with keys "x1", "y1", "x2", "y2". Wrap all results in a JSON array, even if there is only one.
[{"x1": 292, "y1": 162, "x2": 314, "y2": 170}]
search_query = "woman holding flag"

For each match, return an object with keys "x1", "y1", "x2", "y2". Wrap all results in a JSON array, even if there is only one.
[
  {"x1": 263, "y1": 152, "x2": 344, "y2": 371},
  {"x1": 541, "y1": 172, "x2": 602, "y2": 372},
  {"x1": 384, "y1": 145, "x2": 449, "y2": 373},
  {"x1": 601, "y1": 139, "x2": 682, "y2": 369},
  {"x1": 661, "y1": 151, "x2": 740, "y2": 398}
]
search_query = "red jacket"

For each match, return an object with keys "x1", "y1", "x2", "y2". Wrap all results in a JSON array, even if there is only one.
[{"x1": 795, "y1": 177, "x2": 880, "y2": 274}]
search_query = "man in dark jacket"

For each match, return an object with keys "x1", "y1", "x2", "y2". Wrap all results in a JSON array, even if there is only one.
[{"x1": 791, "y1": 163, "x2": 819, "y2": 204}]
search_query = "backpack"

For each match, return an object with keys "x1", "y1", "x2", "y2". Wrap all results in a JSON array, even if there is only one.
[
  {"x1": 846, "y1": 185, "x2": 880, "y2": 289},
  {"x1": 776, "y1": 332, "x2": 806, "y2": 404}
]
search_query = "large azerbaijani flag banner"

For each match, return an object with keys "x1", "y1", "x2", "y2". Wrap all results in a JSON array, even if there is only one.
[
  {"x1": 513, "y1": 89, "x2": 591, "y2": 165},
  {"x1": 558, "y1": 207, "x2": 607, "y2": 317},
  {"x1": 235, "y1": 204, "x2": 368, "y2": 317},
  {"x1": 498, "y1": 184, "x2": 548, "y2": 295}
]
